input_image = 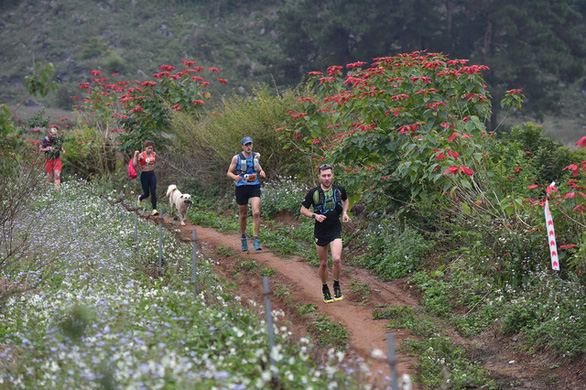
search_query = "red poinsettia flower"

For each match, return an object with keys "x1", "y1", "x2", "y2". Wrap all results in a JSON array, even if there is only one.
[
  {"x1": 564, "y1": 164, "x2": 579, "y2": 177},
  {"x1": 560, "y1": 244, "x2": 577, "y2": 249},
  {"x1": 443, "y1": 166, "x2": 459, "y2": 175},
  {"x1": 447, "y1": 132, "x2": 459, "y2": 142},
  {"x1": 576, "y1": 135, "x2": 586, "y2": 149},
  {"x1": 460, "y1": 166, "x2": 474, "y2": 176}
]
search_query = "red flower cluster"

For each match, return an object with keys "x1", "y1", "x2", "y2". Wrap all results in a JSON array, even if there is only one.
[{"x1": 443, "y1": 165, "x2": 474, "y2": 176}]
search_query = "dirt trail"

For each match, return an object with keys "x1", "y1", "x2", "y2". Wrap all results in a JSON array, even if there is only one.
[
  {"x1": 131, "y1": 207, "x2": 586, "y2": 390},
  {"x1": 149, "y1": 213, "x2": 419, "y2": 386}
]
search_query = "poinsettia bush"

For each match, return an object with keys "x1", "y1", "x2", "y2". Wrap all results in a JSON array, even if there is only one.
[
  {"x1": 281, "y1": 50, "x2": 586, "y2": 285},
  {"x1": 65, "y1": 62, "x2": 227, "y2": 179},
  {"x1": 278, "y1": 51, "x2": 507, "y2": 204}
]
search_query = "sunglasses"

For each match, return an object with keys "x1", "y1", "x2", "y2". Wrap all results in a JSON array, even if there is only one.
[{"x1": 318, "y1": 164, "x2": 332, "y2": 171}]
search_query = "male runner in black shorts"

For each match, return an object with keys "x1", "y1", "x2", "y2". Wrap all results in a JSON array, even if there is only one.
[
  {"x1": 300, "y1": 164, "x2": 349, "y2": 303},
  {"x1": 227, "y1": 137, "x2": 266, "y2": 251}
]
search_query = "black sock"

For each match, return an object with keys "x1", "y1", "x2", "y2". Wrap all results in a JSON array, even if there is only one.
[
  {"x1": 333, "y1": 280, "x2": 340, "y2": 287},
  {"x1": 241, "y1": 234, "x2": 246, "y2": 239},
  {"x1": 322, "y1": 283, "x2": 329, "y2": 291}
]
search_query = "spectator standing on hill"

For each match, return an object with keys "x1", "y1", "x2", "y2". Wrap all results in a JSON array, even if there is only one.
[
  {"x1": 227, "y1": 136, "x2": 266, "y2": 251},
  {"x1": 134, "y1": 140, "x2": 159, "y2": 216},
  {"x1": 39, "y1": 127, "x2": 65, "y2": 189},
  {"x1": 300, "y1": 164, "x2": 349, "y2": 303}
]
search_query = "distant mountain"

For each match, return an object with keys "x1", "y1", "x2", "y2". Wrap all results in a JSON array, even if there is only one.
[
  {"x1": 0, "y1": 0, "x2": 283, "y2": 109},
  {"x1": 1, "y1": 0, "x2": 584, "y2": 145}
]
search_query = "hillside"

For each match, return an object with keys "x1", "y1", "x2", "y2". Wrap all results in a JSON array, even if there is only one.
[
  {"x1": 0, "y1": 0, "x2": 283, "y2": 107},
  {"x1": 1, "y1": 0, "x2": 585, "y2": 145}
]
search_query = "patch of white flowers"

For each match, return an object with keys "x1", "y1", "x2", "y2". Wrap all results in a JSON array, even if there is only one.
[{"x1": 0, "y1": 180, "x2": 373, "y2": 388}]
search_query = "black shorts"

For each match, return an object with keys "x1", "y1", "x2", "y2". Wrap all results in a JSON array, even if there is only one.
[
  {"x1": 235, "y1": 184, "x2": 261, "y2": 205},
  {"x1": 314, "y1": 232, "x2": 342, "y2": 247}
]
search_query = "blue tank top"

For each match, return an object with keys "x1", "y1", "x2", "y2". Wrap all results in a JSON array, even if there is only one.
[{"x1": 235, "y1": 152, "x2": 260, "y2": 186}]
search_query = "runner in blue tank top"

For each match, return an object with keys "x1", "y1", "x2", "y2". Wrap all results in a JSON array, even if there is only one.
[{"x1": 227, "y1": 137, "x2": 266, "y2": 251}]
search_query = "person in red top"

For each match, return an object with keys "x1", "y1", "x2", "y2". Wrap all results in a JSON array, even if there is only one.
[
  {"x1": 133, "y1": 140, "x2": 159, "y2": 216},
  {"x1": 39, "y1": 127, "x2": 65, "y2": 188}
]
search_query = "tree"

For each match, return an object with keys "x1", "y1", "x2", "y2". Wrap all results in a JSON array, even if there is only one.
[
  {"x1": 276, "y1": 0, "x2": 586, "y2": 121},
  {"x1": 276, "y1": 0, "x2": 447, "y2": 83},
  {"x1": 450, "y1": 0, "x2": 586, "y2": 120}
]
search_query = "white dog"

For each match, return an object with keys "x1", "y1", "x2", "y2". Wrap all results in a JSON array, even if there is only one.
[{"x1": 166, "y1": 184, "x2": 192, "y2": 225}]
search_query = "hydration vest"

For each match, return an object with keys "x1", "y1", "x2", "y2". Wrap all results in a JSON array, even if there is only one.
[
  {"x1": 313, "y1": 186, "x2": 343, "y2": 215},
  {"x1": 236, "y1": 152, "x2": 260, "y2": 174},
  {"x1": 236, "y1": 152, "x2": 260, "y2": 186}
]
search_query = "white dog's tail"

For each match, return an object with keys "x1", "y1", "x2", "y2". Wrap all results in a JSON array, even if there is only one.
[{"x1": 166, "y1": 184, "x2": 177, "y2": 197}]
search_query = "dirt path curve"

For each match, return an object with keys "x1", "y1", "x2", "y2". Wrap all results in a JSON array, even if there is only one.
[{"x1": 149, "y1": 212, "x2": 420, "y2": 387}]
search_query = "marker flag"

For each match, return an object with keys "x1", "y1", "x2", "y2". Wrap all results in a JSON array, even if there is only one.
[{"x1": 544, "y1": 196, "x2": 560, "y2": 271}]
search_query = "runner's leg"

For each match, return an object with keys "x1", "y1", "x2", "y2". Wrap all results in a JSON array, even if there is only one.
[
  {"x1": 238, "y1": 204, "x2": 248, "y2": 235},
  {"x1": 250, "y1": 196, "x2": 261, "y2": 237},
  {"x1": 316, "y1": 243, "x2": 329, "y2": 284},
  {"x1": 149, "y1": 173, "x2": 157, "y2": 209},
  {"x1": 330, "y1": 238, "x2": 343, "y2": 281},
  {"x1": 140, "y1": 172, "x2": 150, "y2": 200}
]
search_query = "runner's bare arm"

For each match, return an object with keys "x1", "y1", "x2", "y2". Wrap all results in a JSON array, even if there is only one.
[
  {"x1": 227, "y1": 155, "x2": 242, "y2": 181},
  {"x1": 341, "y1": 198, "x2": 350, "y2": 223}
]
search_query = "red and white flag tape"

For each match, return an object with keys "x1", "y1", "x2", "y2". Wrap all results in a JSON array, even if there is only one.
[{"x1": 545, "y1": 182, "x2": 560, "y2": 270}]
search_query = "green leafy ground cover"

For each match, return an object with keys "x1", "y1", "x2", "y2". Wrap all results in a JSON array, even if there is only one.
[
  {"x1": 0, "y1": 180, "x2": 370, "y2": 389},
  {"x1": 184, "y1": 172, "x2": 586, "y2": 388}
]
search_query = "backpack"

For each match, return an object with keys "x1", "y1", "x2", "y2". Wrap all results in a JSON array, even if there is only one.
[
  {"x1": 128, "y1": 159, "x2": 138, "y2": 179},
  {"x1": 313, "y1": 186, "x2": 342, "y2": 214}
]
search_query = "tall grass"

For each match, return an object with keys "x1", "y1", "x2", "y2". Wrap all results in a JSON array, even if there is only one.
[{"x1": 166, "y1": 86, "x2": 316, "y2": 191}]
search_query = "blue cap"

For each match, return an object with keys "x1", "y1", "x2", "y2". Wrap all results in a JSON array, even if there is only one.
[{"x1": 241, "y1": 136, "x2": 253, "y2": 145}]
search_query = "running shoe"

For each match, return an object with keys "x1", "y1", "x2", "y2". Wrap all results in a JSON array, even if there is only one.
[
  {"x1": 137, "y1": 195, "x2": 142, "y2": 206},
  {"x1": 152, "y1": 209, "x2": 159, "y2": 216},
  {"x1": 333, "y1": 284, "x2": 344, "y2": 301},
  {"x1": 253, "y1": 238, "x2": 262, "y2": 251},
  {"x1": 241, "y1": 237, "x2": 249, "y2": 251},
  {"x1": 322, "y1": 286, "x2": 334, "y2": 303}
]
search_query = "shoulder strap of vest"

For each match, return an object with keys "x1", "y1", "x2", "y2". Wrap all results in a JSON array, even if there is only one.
[
  {"x1": 238, "y1": 153, "x2": 259, "y2": 172},
  {"x1": 313, "y1": 186, "x2": 342, "y2": 208},
  {"x1": 237, "y1": 152, "x2": 246, "y2": 174},
  {"x1": 313, "y1": 186, "x2": 325, "y2": 206}
]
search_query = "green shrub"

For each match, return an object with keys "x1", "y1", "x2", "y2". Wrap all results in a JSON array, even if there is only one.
[
  {"x1": 410, "y1": 271, "x2": 453, "y2": 317},
  {"x1": 260, "y1": 176, "x2": 307, "y2": 218},
  {"x1": 499, "y1": 122, "x2": 575, "y2": 186},
  {"x1": 260, "y1": 267, "x2": 276, "y2": 277},
  {"x1": 405, "y1": 336, "x2": 497, "y2": 389},
  {"x1": 502, "y1": 304, "x2": 537, "y2": 336},
  {"x1": 499, "y1": 272, "x2": 586, "y2": 358},
  {"x1": 81, "y1": 38, "x2": 109, "y2": 59},
  {"x1": 309, "y1": 314, "x2": 348, "y2": 348},
  {"x1": 358, "y1": 219, "x2": 434, "y2": 280}
]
